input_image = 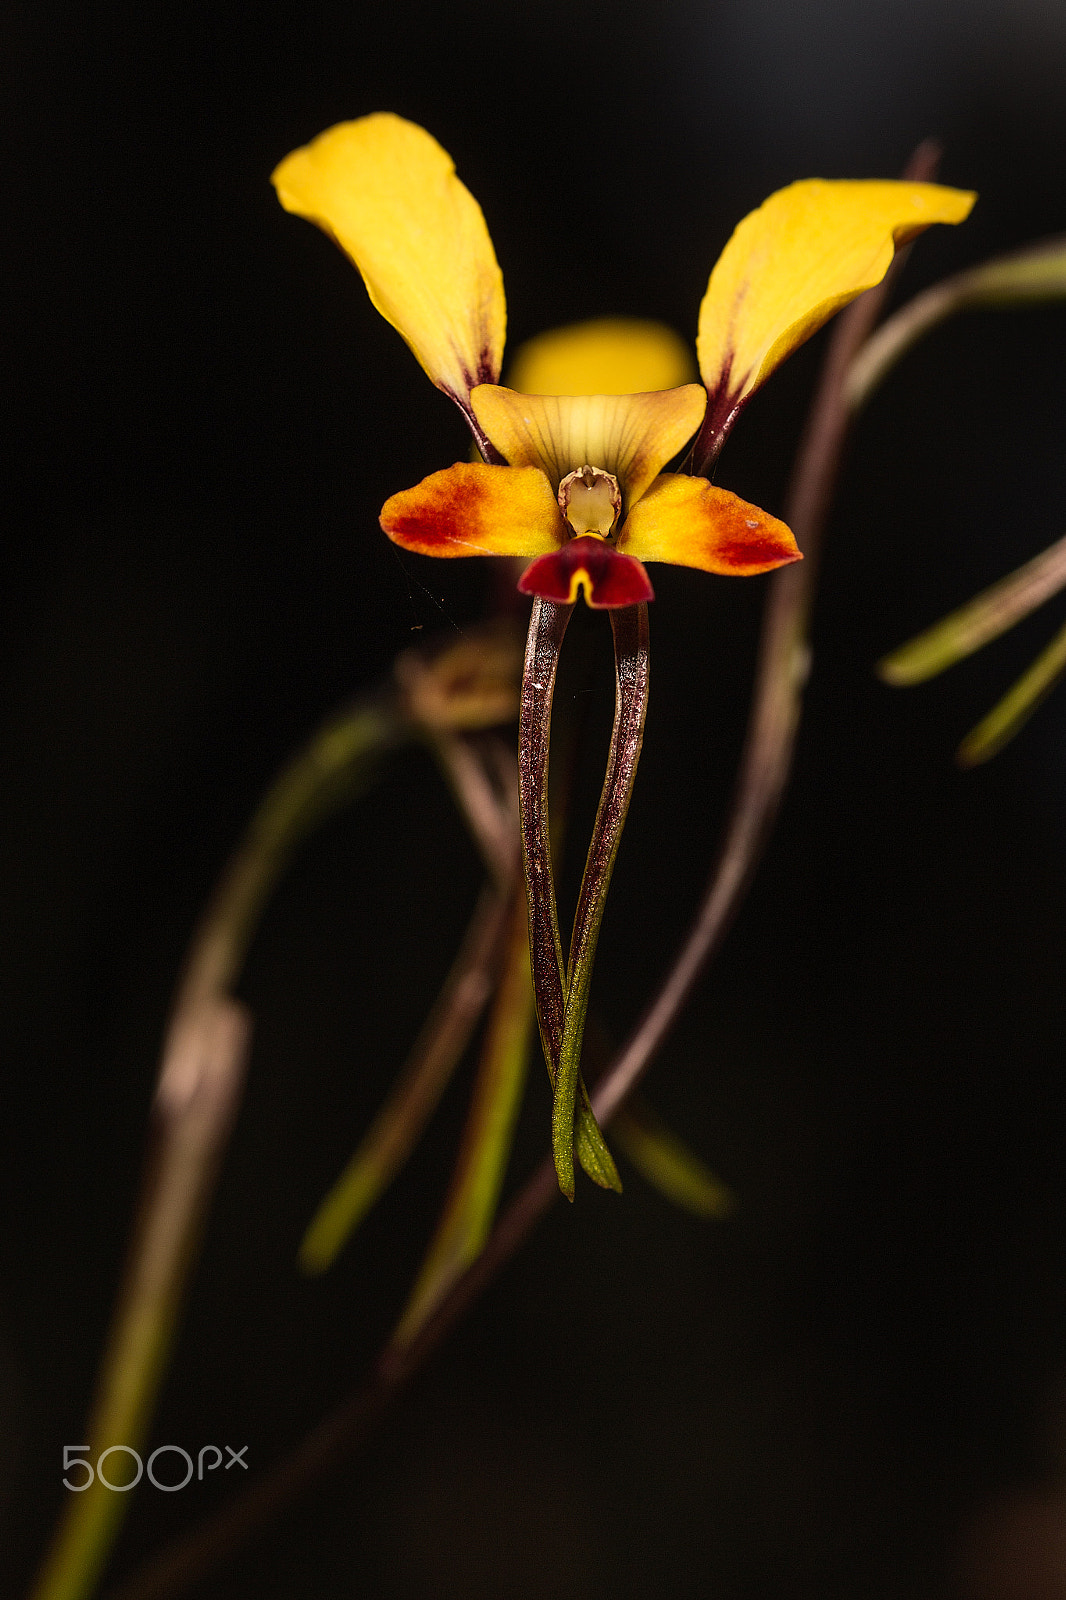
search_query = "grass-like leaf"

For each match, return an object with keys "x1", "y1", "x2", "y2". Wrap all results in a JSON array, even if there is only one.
[
  {"x1": 613, "y1": 1095, "x2": 736, "y2": 1218},
  {"x1": 957, "y1": 614, "x2": 1066, "y2": 765},
  {"x1": 878, "y1": 531, "x2": 1066, "y2": 686},
  {"x1": 846, "y1": 234, "x2": 1066, "y2": 413}
]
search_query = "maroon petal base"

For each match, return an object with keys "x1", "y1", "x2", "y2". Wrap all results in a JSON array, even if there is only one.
[{"x1": 517, "y1": 537, "x2": 655, "y2": 609}]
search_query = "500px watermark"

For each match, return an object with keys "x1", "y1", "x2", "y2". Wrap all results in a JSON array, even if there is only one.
[{"x1": 62, "y1": 1444, "x2": 248, "y2": 1492}]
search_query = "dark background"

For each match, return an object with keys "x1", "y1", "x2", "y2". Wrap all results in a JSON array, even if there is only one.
[{"x1": 4, "y1": 1, "x2": 1066, "y2": 1596}]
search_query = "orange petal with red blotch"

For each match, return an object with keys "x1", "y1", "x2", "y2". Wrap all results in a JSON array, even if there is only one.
[
  {"x1": 620, "y1": 474, "x2": 801, "y2": 576},
  {"x1": 518, "y1": 537, "x2": 655, "y2": 608},
  {"x1": 380, "y1": 462, "x2": 564, "y2": 559}
]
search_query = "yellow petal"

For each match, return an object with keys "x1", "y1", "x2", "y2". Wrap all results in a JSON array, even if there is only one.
[
  {"x1": 380, "y1": 462, "x2": 563, "y2": 558},
  {"x1": 697, "y1": 179, "x2": 976, "y2": 450},
  {"x1": 506, "y1": 318, "x2": 697, "y2": 395},
  {"x1": 273, "y1": 114, "x2": 505, "y2": 402},
  {"x1": 469, "y1": 384, "x2": 706, "y2": 503},
  {"x1": 620, "y1": 474, "x2": 801, "y2": 575}
]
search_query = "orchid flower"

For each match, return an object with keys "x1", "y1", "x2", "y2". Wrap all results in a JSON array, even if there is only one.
[{"x1": 273, "y1": 114, "x2": 974, "y2": 1196}]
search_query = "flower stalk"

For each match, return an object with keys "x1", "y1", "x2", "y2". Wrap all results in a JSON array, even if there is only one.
[
  {"x1": 516, "y1": 588, "x2": 652, "y2": 1203},
  {"x1": 552, "y1": 601, "x2": 650, "y2": 1196},
  {"x1": 518, "y1": 597, "x2": 622, "y2": 1197}
]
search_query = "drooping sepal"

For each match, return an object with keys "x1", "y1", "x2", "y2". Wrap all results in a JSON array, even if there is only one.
[{"x1": 518, "y1": 537, "x2": 655, "y2": 608}]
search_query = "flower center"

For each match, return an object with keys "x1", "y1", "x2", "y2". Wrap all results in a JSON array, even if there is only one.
[{"x1": 557, "y1": 465, "x2": 621, "y2": 539}]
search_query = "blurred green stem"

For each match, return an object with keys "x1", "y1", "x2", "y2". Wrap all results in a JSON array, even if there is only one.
[
  {"x1": 298, "y1": 880, "x2": 512, "y2": 1273},
  {"x1": 32, "y1": 699, "x2": 403, "y2": 1600},
  {"x1": 178, "y1": 701, "x2": 403, "y2": 1012},
  {"x1": 299, "y1": 726, "x2": 522, "y2": 1272},
  {"x1": 611, "y1": 1096, "x2": 735, "y2": 1219},
  {"x1": 956, "y1": 613, "x2": 1066, "y2": 766},
  {"x1": 877, "y1": 530, "x2": 1066, "y2": 685},
  {"x1": 390, "y1": 883, "x2": 535, "y2": 1345},
  {"x1": 32, "y1": 1004, "x2": 251, "y2": 1600}
]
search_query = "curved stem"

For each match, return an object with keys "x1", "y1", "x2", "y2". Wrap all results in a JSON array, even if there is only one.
[
  {"x1": 518, "y1": 597, "x2": 572, "y2": 1072},
  {"x1": 36, "y1": 692, "x2": 513, "y2": 1600},
  {"x1": 178, "y1": 701, "x2": 403, "y2": 1014},
  {"x1": 590, "y1": 141, "x2": 942, "y2": 1124},
  {"x1": 844, "y1": 232, "x2": 1066, "y2": 414},
  {"x1": 552, "y1": 602, "x2": 649, "y2": 1196},
  {"x1": 34, "y1": 1004, "x2": 252, "y2": 1600},
  {"x1": 517, "y1": 598, "x2": 620, "y2": 1195}
]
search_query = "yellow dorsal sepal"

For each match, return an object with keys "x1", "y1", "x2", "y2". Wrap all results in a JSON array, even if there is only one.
[{"x1": 469, "y1": 385, "x2": 706, "y2": 505}]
